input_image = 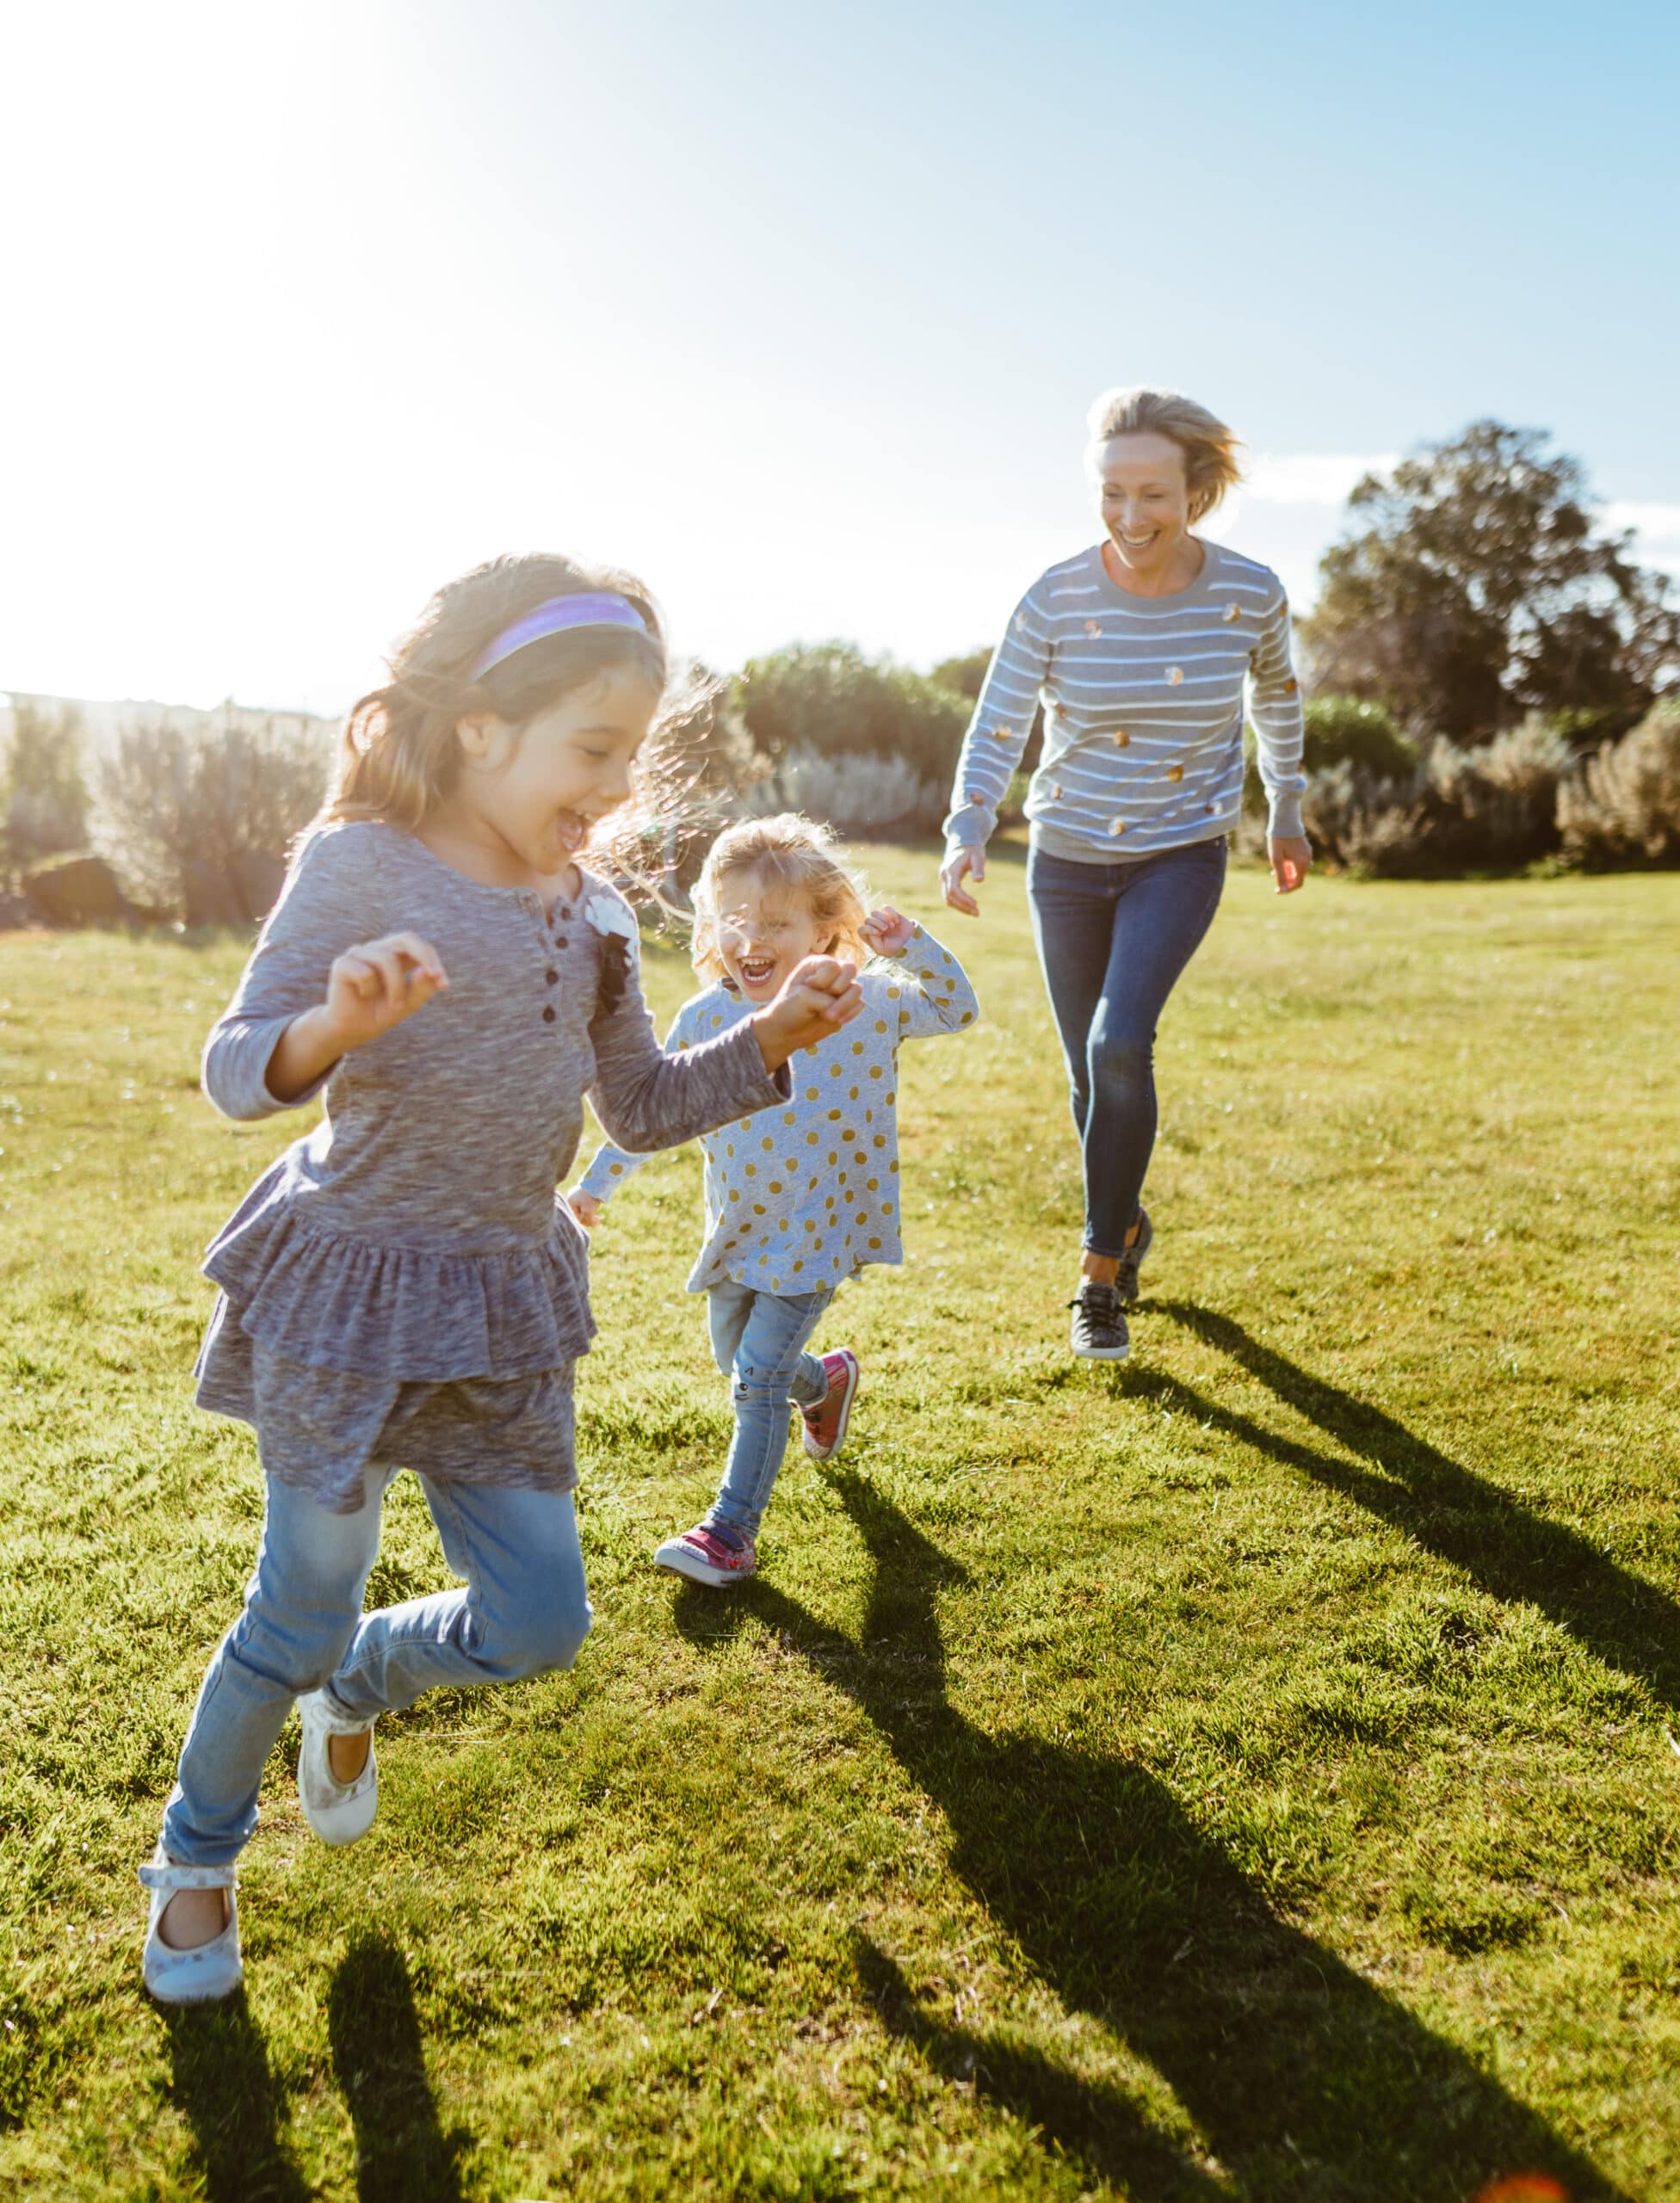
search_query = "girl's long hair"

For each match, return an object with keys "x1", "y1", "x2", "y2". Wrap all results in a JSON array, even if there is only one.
[
  {"x1": 689, "y1": 814, "x2": 872, "y2": 989},
  {"x1": 310, "y1": 552, "x2": 716, "y2": 884}
]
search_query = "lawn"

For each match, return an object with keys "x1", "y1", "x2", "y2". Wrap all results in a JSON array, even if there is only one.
[{"x1": 0, "y1": 843, "x2": 1677, "y2": 2201}]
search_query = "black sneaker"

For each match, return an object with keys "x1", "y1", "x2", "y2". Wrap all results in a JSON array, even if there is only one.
[
  {"x1": 1069, "y1": 1281, "x2": 1130, "y2": 1361},
  {"x1": 1114, "y1": 1207, "x2": 1153, "y2": 1305}
]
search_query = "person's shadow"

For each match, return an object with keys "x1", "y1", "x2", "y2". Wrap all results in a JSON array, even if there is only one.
[
  {"x1": 1145, "y1": 1299, "x2": 1680, "y2": 1719},
  {"x1": 675, "y1": 1474, "x2": 1628, "y2": 2201},
  {"x1": 161, "y1": 1991, "x2": 312, "y2": 2203},
  {"x1": 327, "y1": 1932, "x2": 472, "y2": 2203}
]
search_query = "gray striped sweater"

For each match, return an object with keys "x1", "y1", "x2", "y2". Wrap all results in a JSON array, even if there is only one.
[{"x1": 942, "y1": 540, "x2": 1306, "y2": 862}]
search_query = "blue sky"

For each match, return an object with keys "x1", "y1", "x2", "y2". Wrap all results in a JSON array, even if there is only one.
[{"x1": 3, "y1": 0, "x2": 1676, "y2": 711}]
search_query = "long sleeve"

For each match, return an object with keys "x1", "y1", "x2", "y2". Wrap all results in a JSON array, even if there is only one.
[
  {"x1": 1249, "y1": 591, "x2": 1306, "y2": 839},
  {"x1": 201, "y1": 824, "x2": 387, "y2": 1122},
  {"x1": 880, "y1": 924, "x2": 980, "y2": 1041},
  {"x1": 575, "y1": 1003, "x2": 695, "y2": 1200},
  {"x1": 587, "y1": 965, "x2": 788, "y2": 1156},
  {"x1": 942, "y1": 588, "x2": 1053, "y2": 850}
]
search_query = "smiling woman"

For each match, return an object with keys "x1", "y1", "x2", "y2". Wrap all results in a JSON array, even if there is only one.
[{"x1": 940, "y1": 385, "x2": 1312, "y2": 1365}]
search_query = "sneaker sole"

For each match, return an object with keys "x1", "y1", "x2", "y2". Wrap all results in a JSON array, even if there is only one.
[
  {"x1": 1072, "y1": 1338, "x2": 1132, "y2": 1362},
  {"x1": 803, "y1": 1350, "x2": 861, "y2": 1461},
  {"x1": 653, "y1": 1540, "x2": 754, "y2": 1589}
]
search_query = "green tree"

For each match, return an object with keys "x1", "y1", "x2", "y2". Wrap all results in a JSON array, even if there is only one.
[
  {"x1": 735, "y1": 641, "x2": 969, "y2": 785},
  {"x1": 3, "y1": 699, "x2": 89, "y2": 868},
  {"x1": 1302, "y1": 421, "x2": 1680, "y2": 741}
]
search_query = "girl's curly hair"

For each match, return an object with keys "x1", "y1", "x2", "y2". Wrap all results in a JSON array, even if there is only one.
[{"x1": 689, "y1": 814, "x2": 871, "y2": 990}]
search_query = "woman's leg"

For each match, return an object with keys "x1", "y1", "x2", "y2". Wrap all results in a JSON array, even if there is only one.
[
  {"x1": 1025, "y1": 849, "x2": 1121, "y2": 1145},
  {"x1": 322, "y1": 1481, "x2": 592, "y2": 1720},
  {"x1": 161, "y1": 1470, "x2": 386, "y2": 1867},
  {"x1": 1082, "y1": 840, "x2": 1226, "y2": 1258},
  {"x1": 707, "y1": 1287, "x2": 833, "y2": 1542}
]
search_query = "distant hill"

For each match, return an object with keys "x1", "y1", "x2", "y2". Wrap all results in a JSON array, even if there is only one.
[{"x1": 0, "y1": 692, "x2": 338, "y2": 754}]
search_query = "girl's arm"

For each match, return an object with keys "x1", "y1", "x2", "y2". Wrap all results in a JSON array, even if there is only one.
[
  {"x1": 570, "y1": 1005, "x2": 696, "y2": 1219},
  {"x1": 863, "y1": 910, "x2": 981, "y2": 1041},
  {"x1": 202, "y1": 825, "x2": 433, "y2": 1120}
]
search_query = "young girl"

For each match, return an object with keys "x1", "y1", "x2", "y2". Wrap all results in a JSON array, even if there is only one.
[
  {"x1": 569, "y1": 816, "x2": 978, "y2": 1589},
  {"x1": 140, "y1": 558, "x2": 862, "y2": 2003}
]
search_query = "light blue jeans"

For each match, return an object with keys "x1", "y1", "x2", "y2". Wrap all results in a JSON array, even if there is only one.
[
  {"x1": 161, "y1": 1471, "x2": 592, "y2": 1867},
  {"x1": 704, "y1": 1280, "x2": 833, "y2": 1541}
]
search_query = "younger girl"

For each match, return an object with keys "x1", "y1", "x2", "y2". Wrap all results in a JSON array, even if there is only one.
[
  {"x1": 569, "y1": 816, "x2": 978, "y2": 1588},
  {"x1": 141, "y1": 558, "x2": 862, "y2": 2002}
]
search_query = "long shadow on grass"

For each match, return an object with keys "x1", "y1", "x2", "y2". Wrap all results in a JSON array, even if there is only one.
[
  {"x1": 162, "y1": 1990, "x2": 311, "y2": 2203},
  {"x1": 676, "y1": 1476, "x2": 1623, "y2": 2203},
  {"x1": 327, "y1": 1933, "x2": 471, "y2": 2203},
  {"x1": 1151, "y1": 1300, "x2": 1680, "y2": 1715}
]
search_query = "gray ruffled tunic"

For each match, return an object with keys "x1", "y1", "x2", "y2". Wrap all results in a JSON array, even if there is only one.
[{"x1": 194, "y1": 822, "x2": 788, "y2": 1511}]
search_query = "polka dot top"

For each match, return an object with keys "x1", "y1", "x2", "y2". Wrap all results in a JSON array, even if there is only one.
[{"x1": 577, "y1": 924, "x2": 979, "y2": 1294}]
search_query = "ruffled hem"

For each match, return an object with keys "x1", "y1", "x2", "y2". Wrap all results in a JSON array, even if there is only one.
[{"x1": 201, "y1": 1163, "x2": 595, "y2": 1381}]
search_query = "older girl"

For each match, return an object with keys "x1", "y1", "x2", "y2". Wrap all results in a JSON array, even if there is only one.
[
  {"x1": 571, "y1": 816, "x2": 977, "y2": 1587},
  {"x1": 941, "y1": 386, "x2": 1311, "y2": 1363},
  {"x1": 140, "y1": 558, "x2": 862, "y2": 2002}
]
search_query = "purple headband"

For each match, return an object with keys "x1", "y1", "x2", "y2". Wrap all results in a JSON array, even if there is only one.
[{"x1": 471, "y1": 592, "x2": 649, "y2": 682}]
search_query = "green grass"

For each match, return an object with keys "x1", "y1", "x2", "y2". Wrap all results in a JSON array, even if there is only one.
[{"x1": 1, "y1": 844, "x2": 1677, "y2": 2200}]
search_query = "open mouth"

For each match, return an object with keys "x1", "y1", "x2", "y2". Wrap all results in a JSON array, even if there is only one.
[
  {"x1": 1116, "y1": 529, "x2": 1160, "y2": 551},
  {"x1": 735, "y1": 953, "x2": 778, "y2": 990},
  {"x1": 550, "y1": 809, "x2": 588, "y2": 853}
]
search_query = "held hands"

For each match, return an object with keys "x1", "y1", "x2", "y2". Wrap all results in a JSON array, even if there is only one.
[
  {"x1": 1269, "y1": 836, "x2": 1313, "y2": 895},
  {"x1": 859, "y1": 904, "x2": 917, "y2": 956},
  {"x1": 752, "y1": 955, "x2": 862, "y2": 1071},
  {"x1": 565, "y1": 1188, "x2": 602, "y2": 1231},
  {"x1": 940, "y1": 845, "x2": 985, "y2": 916}
]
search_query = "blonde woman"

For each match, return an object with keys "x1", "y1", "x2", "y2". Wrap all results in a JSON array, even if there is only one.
[
  {"x1": 572, "y1": 816, "x2": 978, "y2": 1586},
  {"x1": 941, "y1": 386, "x2": 1311, "y2": 1362}
]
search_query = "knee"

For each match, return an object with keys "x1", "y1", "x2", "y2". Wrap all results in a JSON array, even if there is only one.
[
  {"x1": 1088, "y1": 1023, "x2": 1152, "y2": 1091},
  {"x1": 479, "y1": 1589, "x2": 594, "y2": 1684},
  {"x1": 229, "y1": 1589, "x2": 361, "y2": 1697}
]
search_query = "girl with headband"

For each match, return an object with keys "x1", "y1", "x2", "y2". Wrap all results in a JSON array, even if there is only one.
[{"x1": 139, "y1": 554, "x2": 863, "y2": 2003}]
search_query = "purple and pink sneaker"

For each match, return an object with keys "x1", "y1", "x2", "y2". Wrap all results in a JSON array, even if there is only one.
[
  {"x1": 800, "y1": 1348, "x2": 861, "y2": 1462},
  {"x1": 653, "y1": 1520, "x2": 758, "y2": 1588}
]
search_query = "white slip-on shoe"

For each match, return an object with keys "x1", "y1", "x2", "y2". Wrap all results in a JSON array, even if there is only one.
[
  {"x1": 139, "y1": 1851, "x2": 242, "y2": 2004},
  {"x1": 296, "y1": 1688, "x2": 379, "y2": 1847}
]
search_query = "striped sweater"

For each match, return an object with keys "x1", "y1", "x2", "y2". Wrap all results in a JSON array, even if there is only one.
[{"x1": 942, "y1": 540, "x2": 1306, "y2": 862}]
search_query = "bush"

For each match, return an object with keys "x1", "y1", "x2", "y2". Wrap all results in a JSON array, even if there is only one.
[
  {"x1": 1300, "y1": 694, "x2": 1417, "y2": 778},
  {"x1": 2, "y1": 700, "x2": 89, "y2": 872},
  {"x1": 739, "y1": 749, "x2": 948, "y2": 838},
  {"x1": 1558, "y1": 696, "x2": 1680, "y2": 867},
  {"x1": 736, "y1": 642, "x2": 969, "y2": 786},
  {"x1": 94, "y1": 715, "x2": 330, "y2": 916}
]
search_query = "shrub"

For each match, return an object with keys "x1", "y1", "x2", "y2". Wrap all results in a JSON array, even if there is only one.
[
  {"x1": 736, "y1": 642, "x2": 970, "y2": 786},
  {"x1": 94, "y1": 714, "x2": 330, "y2": 916},
  {"x1": 1558, "y1": 696, "x2": 1680, "y2": 867},
  {"x1": 1417, "y1": 716, "x2": 1572, "y2": 871},
  {"x1": 1300, "y1": 694, "x2": 1417, "y2": 778},
  {"x1": 739, "y1": 748, "x2": 948, "y2": 838},
  {"x1": 2, "y1": 700, "x2": 89, "y2": 872}
]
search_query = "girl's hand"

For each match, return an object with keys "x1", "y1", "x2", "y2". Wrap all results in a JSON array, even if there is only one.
[
  {"x1": 566, "y1": 1189, "x2": 603, "y2": 1231},
  {"x1": 752, "y1": 955, "x2": 862, "y2": 1071},
  {"x1": 322, "y1": 932, "x2": 450, "y2": 1049},
  {"x1": 860, "y1": 905, "x2": 917, "y2": 956},
  {"x1": 940, "y1": 844, "x2": 985, "y2": 916},
  {"x1": 1269, "y1": 836, "x2": 1313, "y2": 895}
]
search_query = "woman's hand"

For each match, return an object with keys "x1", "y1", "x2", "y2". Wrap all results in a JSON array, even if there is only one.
[
  {"x1": 940, "y1": 844, "x2": 985, "y2": 916},
  {"x1": 860, "y1": 905, "x2": 917, "y2": 956},
  {"x1": 1269, "y1": 836, "x2": 1313, "y2": 895},
  {"x1": 566, "y1": 1188, "x2": 603, "y2": 1231},
  {"x1": 264, "y1": 932, "x2": 449, "y2": 1103},
  {"x1": 751, "y1": 955, "x2": 862, "y2": 1071}
]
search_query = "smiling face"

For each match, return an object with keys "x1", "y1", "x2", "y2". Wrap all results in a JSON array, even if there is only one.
[
  {"x1": 714, "y1": 867, "x2": 832, "y2": 1002},
  {"x1": 1093, "y1": 430, "x2": 1195, "y2": 578},
  {"x1": 449, "y1": 663, "x2": 658, "y2": 882}
]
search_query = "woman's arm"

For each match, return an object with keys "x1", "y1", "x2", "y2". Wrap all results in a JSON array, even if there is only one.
[
  {"x1": 940, "y1": 589, "x2": 1052, "y2": 911},
  {"x1": 1249, "y1": 592, "x2": 1312, "y2": 893}
]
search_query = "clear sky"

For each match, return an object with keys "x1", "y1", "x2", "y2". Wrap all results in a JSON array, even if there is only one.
[{"x1": 3, "y1": 0, "x2": 1677, "y2": 713}]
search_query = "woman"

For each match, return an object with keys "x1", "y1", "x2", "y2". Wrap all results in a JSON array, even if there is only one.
[{"x1": 941, "y1": 386, "x2": 1311, "y2": 1362}]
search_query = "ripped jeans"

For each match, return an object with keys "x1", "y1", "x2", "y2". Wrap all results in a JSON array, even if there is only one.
[{"x1": 703, "y1": 1280, "x2": 834, "y2": 1540}]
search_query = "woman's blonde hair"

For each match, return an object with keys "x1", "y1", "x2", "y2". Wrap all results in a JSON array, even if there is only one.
[
  {"x1": 690, "y1": 814, "x2": 870, "y2": 987},
  {"x1": 310, "y1": 552, "x2": 713, "y2": 871},
  {"x1": 1085, "y1": 386, "x2": 1245, "y2": 523}
]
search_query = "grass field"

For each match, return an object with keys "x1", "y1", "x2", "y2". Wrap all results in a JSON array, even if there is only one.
[{"x1": 1, "y1": 842, "x2": 1677, "y2": 2201}]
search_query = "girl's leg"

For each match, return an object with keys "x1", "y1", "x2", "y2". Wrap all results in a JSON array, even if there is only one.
[
  {"x1": 322, "y1": 1482, "x2": 592, "y2": 1720},
  {"x1": 1082, "y1": 840, "x2": 1226, "y2": 1258},
  {"x1": 707, "y1": 1288, "x2": 833, "y2": 1542},
  {"x1": 707, "y1": 1279, "x2": 755, "y2": 1379},
  {"x1": 161, "y1": 1470, "x2": 386, "y2": 1867}
]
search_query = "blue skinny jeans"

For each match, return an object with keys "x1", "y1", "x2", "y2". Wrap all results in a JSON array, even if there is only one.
[
  {"x1": 161, "y1": 1471, "x2": 592, "y2": 1867},
  {"x1": 1026, "y1": 836, "x2": 1226, "y2": 1259},
  {"x1": 703, "y1": 1280, "x2": 833, "y2": 1541}
]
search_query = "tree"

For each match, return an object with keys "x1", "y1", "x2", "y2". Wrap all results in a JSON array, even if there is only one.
[
  {"x1": 735, "y1": 641, "x2": 969, "y2": 786},
  {"x1": 2, "y1": 699, "x2": 89, "y2": 869},
  {"x1": 1301, "y1": 421, "x2": 1680, "y2": 742}
]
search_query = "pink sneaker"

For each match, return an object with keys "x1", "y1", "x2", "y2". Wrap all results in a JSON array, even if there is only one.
[
  {"x1": 653, "y1": 1521, "x2": 757, "y2": 1588},
  {"x1": 800, "y1": 1348, "x2": 861, "y2": 1462}
]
